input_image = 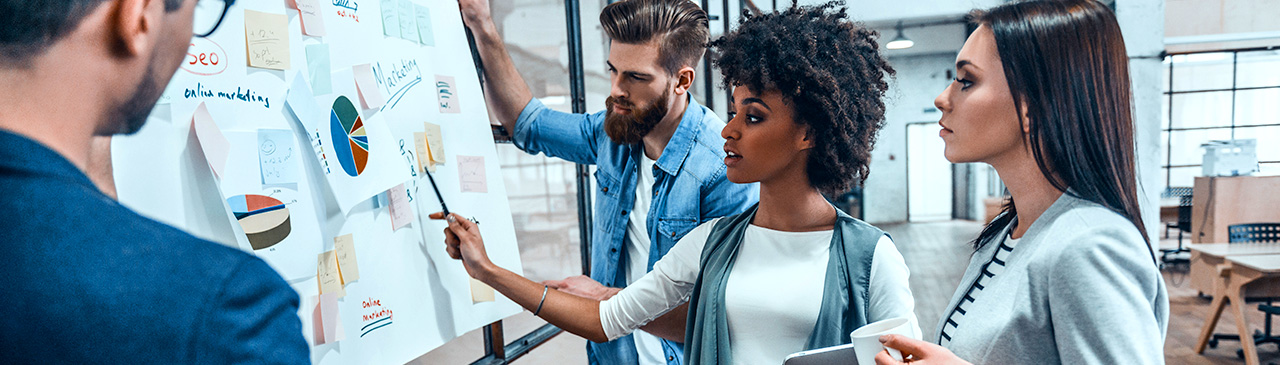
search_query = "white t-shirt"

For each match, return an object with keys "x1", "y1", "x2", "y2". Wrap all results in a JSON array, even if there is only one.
[
  {"x1": 601, "y1": 218, "x2": 921, "y2": 364},
  {"x1": 623, "y1": 154, "x2": 666, "y2": 365}
]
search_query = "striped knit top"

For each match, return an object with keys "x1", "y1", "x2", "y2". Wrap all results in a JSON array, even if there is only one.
[{"x1": 938, "y1": 233, "x2": 1020, "y2": 346}]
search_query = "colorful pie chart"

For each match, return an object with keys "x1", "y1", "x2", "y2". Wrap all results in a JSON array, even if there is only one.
[
  {"x1": 331, "y1": 96, "x2": 369, "y2": 177},
  {"x1": 227, "y1": 194, "x2": 291, "y2": 250}
]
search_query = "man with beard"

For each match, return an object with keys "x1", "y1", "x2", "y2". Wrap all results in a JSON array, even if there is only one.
[
  {"x1": 458, "y1": 0, "x2": 757, "y2": 363},
  {"x1": 0, "y1": 0, "x2": 307, "y2": 362}
]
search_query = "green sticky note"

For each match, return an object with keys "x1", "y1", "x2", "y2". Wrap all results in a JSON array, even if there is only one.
[
  {"x1": 415, "y1": 5, "x2": 434, "y2": 46},
  {"x1": 305, "y1": 44, "x2": 332, "y2": 95},
  {"x1": 397, "y1": 0, "x2": 418, "y2": 42},
  {"x1": 380, "y1": 0, "x2": 399, "y2": 37}
]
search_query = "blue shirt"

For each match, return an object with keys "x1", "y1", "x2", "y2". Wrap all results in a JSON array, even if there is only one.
[
  {"x1": 0, "y1": 130, "x2": 309, "y2": 363},
  {"x1": 513, "y1": 96, "x2": 759, "y2": 365}
]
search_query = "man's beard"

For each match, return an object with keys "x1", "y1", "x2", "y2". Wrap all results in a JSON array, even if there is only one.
[
  {"x1": 604, "y1": 89, "x2": 671, "y2": 145},
  {"x1": 108, "y1": 63, "x2": 165, "y2": 136}
]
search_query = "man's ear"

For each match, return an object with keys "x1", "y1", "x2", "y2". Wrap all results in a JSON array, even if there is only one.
[
  {"x1": 672, "y1": 66, "x2": 696, "y2": 95},
  {"x1": 111, "y1": 0, "x2": 161, "y2": 57}
]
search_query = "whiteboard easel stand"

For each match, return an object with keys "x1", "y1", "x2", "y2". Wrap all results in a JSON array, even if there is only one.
[{"x1": 471, "y1": 0, "x2": 592, "y2": 360}]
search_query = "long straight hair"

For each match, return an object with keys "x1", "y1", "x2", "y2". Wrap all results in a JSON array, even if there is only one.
[{"x1": 970, "y1": 0, "x2": 1153, "y2": 258}]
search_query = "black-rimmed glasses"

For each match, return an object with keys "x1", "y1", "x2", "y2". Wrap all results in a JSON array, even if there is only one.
[{"x1": 193, "y1": 0, "x2": 235, "y2": 37}]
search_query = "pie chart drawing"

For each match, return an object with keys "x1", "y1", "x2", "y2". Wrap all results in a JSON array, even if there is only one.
[
  {"x1": 227, "y1": 194, "x2": 291, "y2": 250},
  {"x1": 331, "y1": 95, "x2": 369, "y2": 177}
]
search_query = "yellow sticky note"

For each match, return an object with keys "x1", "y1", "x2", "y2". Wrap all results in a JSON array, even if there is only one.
[
  {"x1": 334, "y1": 234, "x2": 359, "y2": 283},
  {"x1": 318, "y1": 250, "x2": 345, "y2": 297},
  {"x1": 413, "y1": 132, "x2": 430, "y2": 173},
  {"x1": 423, "y1": 122, "x2": 445, "y2": 164},
  {"x1": 244, "y1": 10, "x2": 291, "y2": 70},
  {"x1": 470, "y1": 278, "x2": 495, "y2": 303}
]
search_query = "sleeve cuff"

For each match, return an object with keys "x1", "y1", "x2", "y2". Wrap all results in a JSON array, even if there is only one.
[{"x1": 511, "y1": 98, "x2": 545, "y2": 151}]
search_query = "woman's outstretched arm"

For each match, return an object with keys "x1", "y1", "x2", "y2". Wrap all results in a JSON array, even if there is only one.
[{"x1": 432, "y1": 212, "x2": 610, "y2": 343}]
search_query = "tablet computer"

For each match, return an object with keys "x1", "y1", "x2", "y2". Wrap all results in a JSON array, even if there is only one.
[{"x1": 782, "y1": 343, "x2": 858, "y2": 365}]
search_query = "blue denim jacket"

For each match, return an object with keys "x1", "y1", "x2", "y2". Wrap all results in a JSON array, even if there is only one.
[{"x1": 513, "y1": 96, "x2": 759, "y2": 365}]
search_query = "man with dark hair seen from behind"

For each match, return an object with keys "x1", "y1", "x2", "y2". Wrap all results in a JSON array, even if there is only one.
[
  {"x1": 0, "y1": 0, "x2": 308, "y2": 362},
  {"x1": 456, "y1": 0, "x2": 758, "y2": 364}
]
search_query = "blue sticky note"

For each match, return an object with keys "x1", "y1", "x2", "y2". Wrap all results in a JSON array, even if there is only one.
[
  {"x1": 258, "y1": 129, "x2": 301, "y2": 185},
  {"x1": 305, "y1": 44, "x2": 332, "y2": 95}
]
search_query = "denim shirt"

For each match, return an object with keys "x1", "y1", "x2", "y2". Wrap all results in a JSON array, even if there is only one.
[{"x1": 513, "y1": 96, "x2": 759, "y2": 365}]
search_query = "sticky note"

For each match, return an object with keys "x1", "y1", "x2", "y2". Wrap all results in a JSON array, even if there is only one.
[
  {"x1": 258, "y1": 129, "x2": 300, "y2": 185},
  {"x1": 244, "y1": 10, "x2": 291, "y2": 70},
  {"x1": 471, "y1": 278, "x2": 495, "y2": 303},
  {"x1": 435, "y1": 75, "x2": 460, "y2": 113},
  {"x1": 318, "y1": 250, "x2": 346, "y2": 297},
  {"x1": 319, "y1": 292, "x2": 344, "y2": 343},
  {"x1": 294, "y1": 0, "x2": 327, "y2": 36},
  {"x1": 413, "y1": 132, "x2": 430, "y2": 173},
  {"x1": 397, "y1": 0, "x2": 418, "y2": 42},
  {"x1": 310, "y1": 296, "x2": 325, "y2": 345},
  {"x1": 190, "y1": 102, "x2": 229, "y2": 179},
  {"x1": 380, "y1": 0, "x2": 399, "y2": 37},
  {"x1": 414, "y1": 5, "x2": 434, "y2": 46},
  {"x1": 334, "y1": 233, "x2": 359, "y2": 283},
  {"x1": 388, "y1": 184, "x2": 414, "y2": 230},
  {"x1": 305, "y1": 44, "x2": 332, "y2": 95},
  {"x1": 457, "y1": 155, "x2": 488, "y2": 193},
  {"x1": 353, "y1": 64, "x2": 386, "y2": 109},
  {"x1": 423, "y1": 122, "x2": 445, "y2": 164}
]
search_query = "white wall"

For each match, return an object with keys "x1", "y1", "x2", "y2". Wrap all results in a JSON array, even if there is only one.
[{"x1": 864, "y1": 53, "x2": 956, "y2": 224}]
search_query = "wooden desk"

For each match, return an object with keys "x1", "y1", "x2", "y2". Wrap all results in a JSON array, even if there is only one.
[
  {"x1": 1191, "y1": 176, "x2": 1280, "y2": 243},
  {"x1": 1196, "y1": 254, "x2": 1280, "y2": 365},
  {"x1": 1189, "y1": 243, "x2": 1280, "y2": 295}
]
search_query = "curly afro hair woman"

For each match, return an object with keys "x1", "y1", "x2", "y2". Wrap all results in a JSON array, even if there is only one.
[{"x1": 711, "y1": 0, "x2": 894, "y2": 194}]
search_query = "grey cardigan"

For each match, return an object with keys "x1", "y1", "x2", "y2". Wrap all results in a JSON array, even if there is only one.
[{"x1": 936, "y1": 193, "x2": 1169, "y2": 364}]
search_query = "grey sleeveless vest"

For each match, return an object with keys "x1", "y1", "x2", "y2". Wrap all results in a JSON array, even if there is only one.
[{"x1": 683, "y1": 204, "x2": 884, "y2": 364}]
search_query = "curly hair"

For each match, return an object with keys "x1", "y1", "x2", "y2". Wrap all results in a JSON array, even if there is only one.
[{"x1": 710, "y1": 0, "x2": 894, "y2": 194}]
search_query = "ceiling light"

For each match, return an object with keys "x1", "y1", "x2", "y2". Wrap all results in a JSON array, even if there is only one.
[{"x1": 887, "y1": 21, "x2": 914, "y2": 50}]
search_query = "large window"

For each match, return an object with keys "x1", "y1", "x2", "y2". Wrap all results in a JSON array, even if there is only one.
[{"x1": 1161, "y1": 49, "x2": 1280, "y2": 189}]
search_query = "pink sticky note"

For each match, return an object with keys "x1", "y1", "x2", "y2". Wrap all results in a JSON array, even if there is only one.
[
  {"x1": 388, "y1": 183, "x2": 414, "y2": 230},
  {"x1": 457, "y1": 155, "x2": 488, "y2": 193},
  {"x1": 190, "y1": 102, "x2": 229, "y2": 179},
  {"x1": 310, "y1": 296, "x2": 325, "y2": 345},
  {"x1": 293, "y1": 0, "x2": 327, "y2": 36},
  {"x1": 319, "y1": 292, "x2": 342, "y2": 343},
  {"x1": 353, "y1": 64, "x2": 385, "y2": 109}
]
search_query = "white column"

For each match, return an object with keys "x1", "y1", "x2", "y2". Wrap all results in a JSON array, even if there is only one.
[{"x1": 1115, "y1": 0, "x2": 1166, "y2": 249}]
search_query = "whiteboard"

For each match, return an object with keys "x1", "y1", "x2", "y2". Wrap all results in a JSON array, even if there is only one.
[{"x1": 111, "y1": 0, "x2": 524, "y2": 363}]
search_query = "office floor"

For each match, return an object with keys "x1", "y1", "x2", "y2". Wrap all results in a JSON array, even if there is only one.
[{"x1": 414, "y1": 221, "x2": 1280, "y2": 364}]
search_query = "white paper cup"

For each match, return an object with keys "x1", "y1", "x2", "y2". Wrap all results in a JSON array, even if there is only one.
[{"x1": 849, "y1": 317, "x2": 913, "y2": 365}]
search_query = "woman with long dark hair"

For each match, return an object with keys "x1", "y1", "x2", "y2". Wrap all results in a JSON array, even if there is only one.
[
  {"x1": 877, "y1": 0, "x2": 1169, "y2": 364},
  {"x1": 434, "y1": 2, "x2": 921, "y2": 363}
]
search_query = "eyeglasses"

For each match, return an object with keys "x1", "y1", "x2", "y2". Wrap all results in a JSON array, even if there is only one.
[{"x1": 193, "y1": 0, "x2": 235, "y2": 38}]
